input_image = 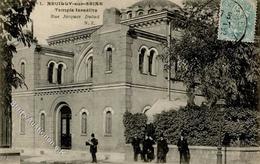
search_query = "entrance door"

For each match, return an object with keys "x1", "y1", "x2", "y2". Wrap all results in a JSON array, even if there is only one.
[{"x1": 60, "y1": 106, "x2": 71, "y2": 149}]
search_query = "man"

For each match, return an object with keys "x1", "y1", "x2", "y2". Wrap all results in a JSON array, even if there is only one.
[
  {"x1": 143, "y1": 135, "x2": 155, "y2": 162},
  {"x1": 177, "y1": 132, "x2": 190, "y2": 164},
  {"x1": 142, "y1": 135, "x2": 149, "y2": 162},
  {"x1": 157, "y1": 134, "x2": 169, "y2": 163},
  {"x1": 86, "y1": 133, "x2": 98, "y2": 163},
  {"x1": 131, "y1": 134, "x2": 141, "y2": 161}
]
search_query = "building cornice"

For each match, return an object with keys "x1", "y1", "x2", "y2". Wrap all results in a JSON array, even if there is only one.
[
  {"x1": 30, "y1": 82, "x2": 193, "y2": 96},
  {"x1": 128, "y1": 28, "x2": 167, "y2": 43},
  {"x1": 121, "y1": 11, "x2": 184, "y2": 28},
  {"x1": 36, "y1": 45, "x2": 74, "y2": 58},
  {"x1": 47, "y1": 25, "x2": 102, "y2": 46},
  {"x1": 35, "y1": 82, "x2": 93, "y2": 96}
]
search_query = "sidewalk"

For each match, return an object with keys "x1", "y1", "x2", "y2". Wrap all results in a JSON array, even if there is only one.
[{"x1": 20, "y1": 149, "x2": 125, "y2": 164}]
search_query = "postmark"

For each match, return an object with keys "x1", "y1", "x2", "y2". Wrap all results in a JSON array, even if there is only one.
[{"x1": 218, "y1": 0, "x2": 257, "y2": 42}]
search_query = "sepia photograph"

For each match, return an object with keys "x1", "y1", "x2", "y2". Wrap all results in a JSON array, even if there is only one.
[{"x1": 0, "y1": 0, "x2": 260, "y2": 163}]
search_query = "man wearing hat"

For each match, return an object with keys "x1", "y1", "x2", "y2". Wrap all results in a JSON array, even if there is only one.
[
  {"x1": 177, "y1": 131, "x2": 190, "y2": 164},
  {"x1": 86, "y1": 133, "x2": 98, "y2": 163},
  {"x1": 157, "y1": 134, "x2": 169, "y2": 163}
]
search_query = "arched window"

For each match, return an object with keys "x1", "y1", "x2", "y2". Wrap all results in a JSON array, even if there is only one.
[
  {"x1": 137, "y1": 10, "x2": 144, "y2": 16},
  {"x1": 57, "y1": 62, "x2": 66, "y2": 84},
  {"x1": 86, "y1": 56, "x2": 93, "y2": 79},
  {"x1": 57, "y1": 64, "x2": 63, "y2": 84},
  {"x1": 142, "y1": 105, "x2": 151, "y2": 113},
  {"x1": 20, "y1": 113, "x2": 25, "y2": 134},
  {"x1": 79, "y1": 108, "x2": 89, "y2": 135},
  {"x1": 81, "y1": 112, "x2": 87, "y2": 134},
  {"x1": 40, "y1": 112, "x2": 46, "y2": 132},
  {"x1": 106, "y1": 47, "x2": 112, "y2": 72},
  {"x1": 48, "y1": 62, "x2": 55, "y2": 83},
  {"x1": 105, "y1": 111, "x2": 112, "y2": 135},
  {"x1": 21, "y1": 62, "x2": 25, "y2": 78},
  {"x1": 149, "y1": 49, "x2": 158, "y2": 75},
  {"x1": 139, "y1": 47, "x2": 148, "y2": 74},
  {"x1": 148, "y1": 51, "x2": 154, "y2": 74},
  {"x1": 127, "y1": 11, "x2": 133, "y2": 19},
  {"x1": 148, "y1": 9, "x2": 157, "y2": 14}
]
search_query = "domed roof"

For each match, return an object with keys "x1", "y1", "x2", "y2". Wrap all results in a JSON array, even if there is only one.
[{"x1": 130, "y1": 0, "x2": 181, "y2": 10}]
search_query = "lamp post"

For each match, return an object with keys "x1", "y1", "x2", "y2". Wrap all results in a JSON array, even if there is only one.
[{"x1": 216, "y1": 99, "x2": 225, "y2": 164}]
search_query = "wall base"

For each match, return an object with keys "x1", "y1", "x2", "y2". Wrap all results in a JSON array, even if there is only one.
[{"x1": 0, "y1": 148, "x2": 20, "y2": 164}]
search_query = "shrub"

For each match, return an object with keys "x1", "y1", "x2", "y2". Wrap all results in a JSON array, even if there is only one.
[
  {"x1": 123, "y1": 111, "x2": 147, "y2": 143},
  {"x1": 153, "y1": 105, "x2": 258, "y2": 146}
]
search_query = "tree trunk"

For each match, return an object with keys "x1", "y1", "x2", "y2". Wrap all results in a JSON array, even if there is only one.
[
  {"x1": 256, "y1": 0, "x2": 260, "y2": 146},
  {"x1": 0, "y1": 40, "x2": 12, "y2": 148}
]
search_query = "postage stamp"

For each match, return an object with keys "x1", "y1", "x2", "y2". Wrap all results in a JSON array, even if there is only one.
[{"x1": 218, "y1": 0, "x2": 257, "y2": 42}]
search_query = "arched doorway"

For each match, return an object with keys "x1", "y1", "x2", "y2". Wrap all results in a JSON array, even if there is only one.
[{"x1": 56, "y1": 105, "x2": 72, "y2": 149}]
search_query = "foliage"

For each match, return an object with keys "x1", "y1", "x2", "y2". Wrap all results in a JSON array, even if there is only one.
[
  {"x1": 0, "y1": 0, "x2": 37, "y2": 147},
  {"x1": 153, "y1": 105, "x2": 258, "y2": 146},
  {"x1": 162, "y1": 0, "x2": 260, "y2": 108},
  {"x1": 0, "y1": 0, "x2": 37, "y2": 88},
  {"x1": 123, "y1": 111, "x2": 147, "y2": 143}
]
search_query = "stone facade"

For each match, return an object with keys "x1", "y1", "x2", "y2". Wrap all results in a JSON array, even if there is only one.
[{"x1": 11, "y1": 0, "x2": 201, "y2": 152}]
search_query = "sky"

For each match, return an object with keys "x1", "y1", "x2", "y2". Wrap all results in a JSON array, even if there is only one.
[{"x1": 31, "y1": 0, "x2": 183, "y2": 44}]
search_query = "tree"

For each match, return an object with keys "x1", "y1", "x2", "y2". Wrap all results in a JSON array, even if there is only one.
[
  {"x1": 166, "y1": 0, "x2": 260, "y2": 108},
  {"x1": 0, "y1": 0, "x2": 36, "y2": 147}
]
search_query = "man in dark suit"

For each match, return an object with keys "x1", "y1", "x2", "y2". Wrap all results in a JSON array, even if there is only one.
[
  {"x1": 143, "y1": 135, "x2": 155, "y2": 162},
  {"x1": 177, "y1": 132, "x2": 190, "y2": 164},
  {"x1": 157, "y1": 134, "x2": 169, "y2": 163},
  {"x1": 131, "y1": 134, "x2": 141, "y2": 161},
  {"x1": 86, "y1": 133, "x2": 98, "y2": 163}
]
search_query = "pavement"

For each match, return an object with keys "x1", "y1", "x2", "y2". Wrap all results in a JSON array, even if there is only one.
[{"x1": 20, "y1": 149, "x2": 126, "y2": 164}]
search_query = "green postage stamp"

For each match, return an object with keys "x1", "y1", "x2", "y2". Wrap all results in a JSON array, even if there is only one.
[{"x1": 218, "y1": 0, "x2": 257, "y2": 42}]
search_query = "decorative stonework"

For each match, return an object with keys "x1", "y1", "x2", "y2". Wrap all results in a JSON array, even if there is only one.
[
  {"x1": 35, "y1": 83, "x2": 93, "y2": 96},
  {"x1": 121, "y1": 10, "x2": 182, "y2": 29},
  {"x1": 36, "y1": 45, "x2": 74, "y2": 58},
  {"x1": 127, "y1": 28, "x2": 167, "y2": 43},
  {"x1": 47, "y1": 25, "x2": 101, "y2": 46}
]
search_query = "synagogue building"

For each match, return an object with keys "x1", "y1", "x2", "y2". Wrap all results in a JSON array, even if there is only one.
[{"x1": 12, "y1": 0, "x2": 212, "y2": 151}]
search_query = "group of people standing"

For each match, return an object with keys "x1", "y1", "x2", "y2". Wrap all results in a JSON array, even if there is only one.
[
  {"x1": 131, "y1": 134, "x2": 169, "y2": 163},
  {"x1": 131, "y1": 132, "x2": 190, "y2": 163}
]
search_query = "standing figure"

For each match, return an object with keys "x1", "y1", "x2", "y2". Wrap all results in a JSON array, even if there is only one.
[
  {"x1": 157, "y1": 134, "x2": 169, "y2": 163},
  {"x1": 86, "y1": 133, "x2": 98, "y2": 163},
  {"x1": 131, "y1": 134, "x2": 141, "y2": 161},
  {"x1": 177, "y1": 133, "x2": 190, "y2": 164},
  {"x1": 144, "y1": 135, "x2": 155, "y2": 162},
  {"x1": 142, "y1": 135, "x2": 149, "y2": 162}
]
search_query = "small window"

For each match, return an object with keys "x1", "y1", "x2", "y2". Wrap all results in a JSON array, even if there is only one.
[
  {"x1": 81, "y1": 112, "x2": 87, "y2": 134},
  {"x1": 137, "y1": 11, "x2": 144, "y2": 16},
  {"x1": 127, "y1": 11, "x2": 133, "y2": 19},
  {"x1": 139, "y1": 47, "x2": 149, "y2": 74},
  {"x1": 139, "y1": 48, "x2": 145, "y2": 73},
  {"x1": 105, "y1": 111, "x2": 112, "y2": 135},
  {"x1": 106, "y1": 48, "x2": 112, "y2": 72},
  {"x1": 148, "y1": 51, "x2": 154, "y2": 74},
  {"x1": 40, "y1": 113, "x2": 45, "y2": 132},
  {"x1": 149, "y1": 50, "x2": 158, "y2": 76},
  {"x1": 148, "y1": 9, "x2": 157, "y2": 14},
  {"x1": 86, "y1": 56, "x2": 93, "y2": 79},
  {"x1": 57, "y1": 64, "x2": 63, "y2": 84},
  {"x1": 21, "y1": 62, "x2": 25, "y2": 78},
  {"x1": 20, "y1": 114, "x2": 25, "y2": 135},
  {"x1": 48, "y1": 62, "x2": 55, "y2": 83}
]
